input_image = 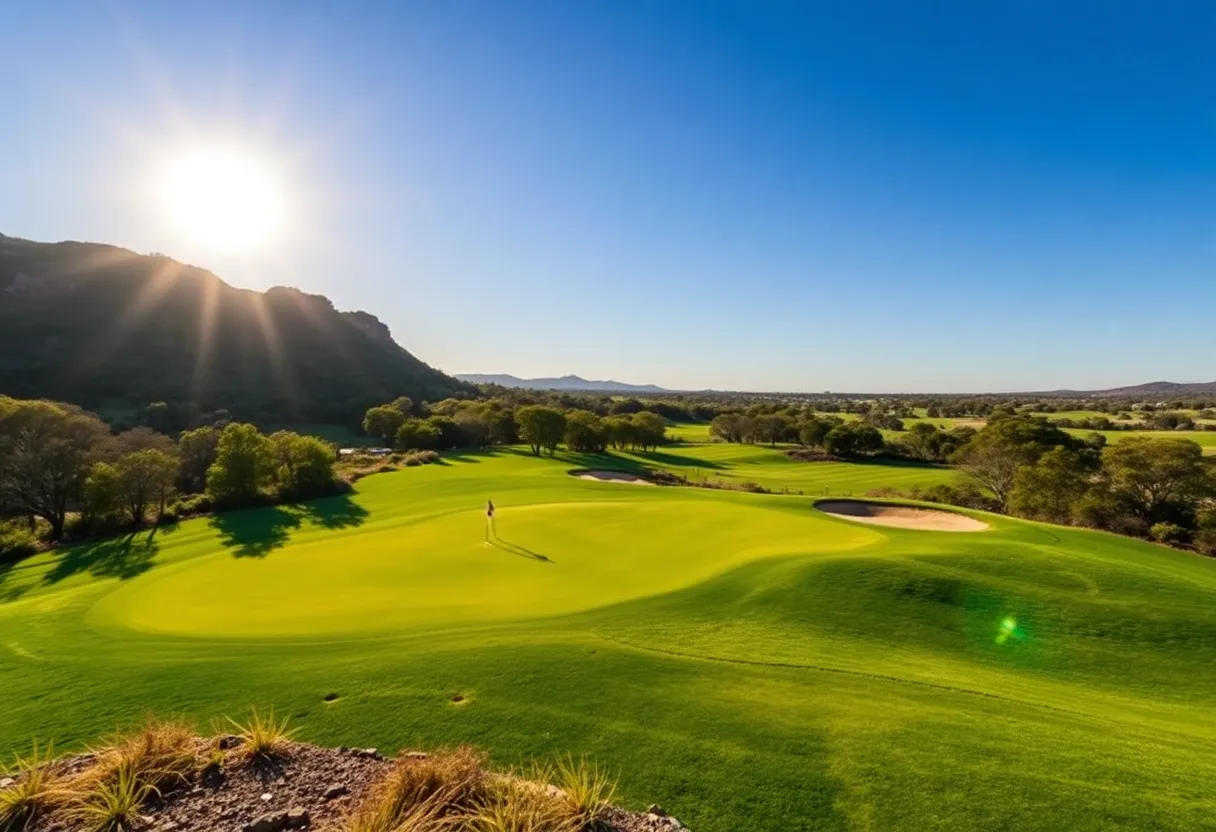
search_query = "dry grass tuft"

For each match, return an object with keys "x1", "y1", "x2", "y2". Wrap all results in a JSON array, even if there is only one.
[
  {"x1": 344, "y1": 747, "x2": 487, "y2": 832},
  {"x1": 224, "y1": 708, "x2": 298, "y2": 764},
  {"x1": 85, "y1": 717, "x2": 198, "y2": 794},
  {"x1": 0, "y1": 744, "x2": 65, "y2": 832},
  {"x1": 69, "y1": 760, "x2": 156, "y2": 832},
  {"x1": 468, "y1": 776, "x2": 578, "y2": 832},
  {"x1": 553, "y1": 755, "x2": 616, "y2": 827}
]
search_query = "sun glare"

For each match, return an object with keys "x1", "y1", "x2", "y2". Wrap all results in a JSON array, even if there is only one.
[{"x1": 158, "y1": 146, "x2": 287, "y2": 253}]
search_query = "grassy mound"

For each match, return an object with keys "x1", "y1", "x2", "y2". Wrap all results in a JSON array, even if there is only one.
[{"x1": 1, "y1": 448, "x2": 1214, "y2": 830}]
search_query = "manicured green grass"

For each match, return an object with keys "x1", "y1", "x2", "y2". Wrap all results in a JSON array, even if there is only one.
[
  {"x1": 621, "y1": 441, "x2": 959, "y2": 495},
  {"x1": 1, "y1": 449, "x2": 1214, "y2": 830},
  {"x1": 1062, "y1": 427, "x2": 1216, "y2": 454}
]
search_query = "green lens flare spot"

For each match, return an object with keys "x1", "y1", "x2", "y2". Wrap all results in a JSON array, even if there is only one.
[{"x1": 1001, "y1": 617, "x2": 1017, "y2": 632}]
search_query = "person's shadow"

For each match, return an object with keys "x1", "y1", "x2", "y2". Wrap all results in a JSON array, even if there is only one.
[{"x1": 491, "y1": 538, "x2": 553, "y2": 563}]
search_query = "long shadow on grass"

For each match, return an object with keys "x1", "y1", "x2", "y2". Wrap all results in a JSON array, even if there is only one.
[
  {"x1": 43, "y1": 531, "x2": 160, "y2": 585},
  {"x1": 299, "y1": 494, "x2": 369, "y2": 530},
  {"x1": 210, "y1": 494, "x2": 368, "y2": 558},
  {"x1": 491, "y1": 538, "x2": 553, "y2": 563}
]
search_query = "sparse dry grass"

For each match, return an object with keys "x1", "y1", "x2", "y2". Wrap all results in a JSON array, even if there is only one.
[
  {"x1": 0, "y1": 744, "x2": 64, "y2": 832},
  {"x1": 468, "y1": 776, "x2": 577, "y2": 832},
  {"x1": 344, "y1": 748, "x2": 607, "y2": 832},
  {"x1": 4, "y1": 722, "x2": 617, "y2": 832},
  {"x1": 344, "y1": 748, "x2": 486, "y2": 832},
  {"x1": 85, "y1": 718, "x2": 198, "y2": 793},
  {"x1": 553, "y1": 755, "x2": 616, "y2": 827},
  {"x1": 224, "y1": 708, "x2": 297, "y2": 764},
  {"x1": 69, "y1": 760, "x2": 156, "y2": 832}
]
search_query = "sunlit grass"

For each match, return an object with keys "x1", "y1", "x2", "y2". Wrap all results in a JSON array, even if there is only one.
[{"x1": 1, "y1": 450, "x2": 1214, "y2": 830}]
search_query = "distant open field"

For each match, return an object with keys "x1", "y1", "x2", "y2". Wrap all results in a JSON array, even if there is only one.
[
  {"x1": 2, "y1": 447, "x2": 1214, "y2": 830},
  {"x1": 1063, "y1": 427, "x2": 1216, "y2": 453},
  {"x1": 623, "y1": 439, "x2": 959, "y2": 495}
]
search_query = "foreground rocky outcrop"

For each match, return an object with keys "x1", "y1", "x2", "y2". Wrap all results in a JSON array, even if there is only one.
[{"x1": 2, "y1": 719, "x2": 689, "y2": 832}]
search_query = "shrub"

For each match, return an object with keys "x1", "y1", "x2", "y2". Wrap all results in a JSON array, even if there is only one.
[
  {"x1": 553, "y1": 755, "x2": 616, "y2": 828},
  {"x1": 225, "y1": 708, "x2": 297, "y2": 764},
  {"x1": 468, "y1": 775, "x2": 574, "y2": 832},
  {"x1": 70, "y1": 759, "x2": 156, "y2": 832},
  {"x1": 0, "y1": 521, "x2": 39, "y2": 563},
  {"x1": 85, "y1": 718, "x2": 198, "y2": 795},
  {"x1": 344, "y1": 748, "x2": 486, "y2": 832},
  {"x1": 164, "y1": 492, "x2": 214, "y2": 521},
  {"x1": 403, "y1": 451, "x2": 440, "y2": 467},
  {"x1": 1149, "y1": 522, "x2": 1189, "y2": 544},
  {"x1": 0, "y1": 744, "x2": 64, "y2": 831}
]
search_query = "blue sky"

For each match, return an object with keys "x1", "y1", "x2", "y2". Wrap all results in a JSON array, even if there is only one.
[{"x1": 3, "y1": 1, "x2": 1215, "y2": 392}]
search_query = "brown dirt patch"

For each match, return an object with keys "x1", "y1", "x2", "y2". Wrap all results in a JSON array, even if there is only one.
[{"x1": 815, "y1": 500, "x2": 989, "y2": 532}]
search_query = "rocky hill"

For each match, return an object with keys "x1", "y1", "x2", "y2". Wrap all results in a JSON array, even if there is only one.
[{"x1": 0, "y1": 234, "x2": 473, "y2": 425}]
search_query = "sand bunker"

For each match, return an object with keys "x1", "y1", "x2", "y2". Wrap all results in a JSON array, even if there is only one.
[
  {"x1": 816, "y1": 500, "x2": 988, "y2": 532},
  {"x1": 575, "y1": 470, "x2": 655, "y2": 486}
]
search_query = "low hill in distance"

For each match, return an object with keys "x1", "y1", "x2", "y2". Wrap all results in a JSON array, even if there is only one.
[
  {"x1": 0, "y1": 233, "x2": 472, "y2": 425},
  {"x1": 1069, "y1": 380, "x2": 1216, "y2": 398},
  {"x1": 457, "y1": 373, "x2": 671, "y2": 394}
]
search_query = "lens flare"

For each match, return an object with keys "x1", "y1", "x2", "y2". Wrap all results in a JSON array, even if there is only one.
[{"x1": 996, "y1": 616, "x2": 1019, "y2": 644}]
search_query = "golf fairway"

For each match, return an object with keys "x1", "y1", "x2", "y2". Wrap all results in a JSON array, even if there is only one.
[{"x1": 1, "y1": 449, "x2": 1214, "y2": 831}]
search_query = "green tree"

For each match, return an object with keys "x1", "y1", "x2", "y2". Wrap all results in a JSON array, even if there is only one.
[
  {"x1": 565, "y1": 410, "x2": 608, "y2": 453},
  {"x1": 1101, "y1": 437, "x2": 1214, "y2": 526},
  {"x1": 362, "y1": 405, "x2": 405, "y2": 446},
  {"x1": 395, "y1": 418, "x2": 441, "y2": 451},
  {"x1": 0, "y1": 397, "x2": 110, "y2": 539},
  {"x1": 798, "y1": 418, "x2": 833, "y2": 448},
  {"x1": 205, "y1": 423, "x2": 274, "y2": 505},
  {"x1": 826, "y1": 423, "x2": 883, "y2": 458},
  {"x1": 487, "y1": 407, "x2": 518, "y2": 445},
  {"x1": 515, "y1": 406, "x2": 566, "y2": 456},
  {"x1": 1008, "y1": 447, "x2": 1093, "y2": 524},
  {"x1": 631, "y1": 412, "x2": 667, "y2": 452},
  {"x1": 144, "y1": 401, "x2": 170, "y2": 433},
  {"x1": 176, "y1": 426, "x2": 220, "y2": 494},
  {"x1": 951, "y1": 416, "x2": 1077, "y2": 511},
  {"x1": 603, "y1": 416, "x2": 637, "y2": 450},
  {"x1": 755, "y1": 414, "x2": 788, "y2": 447},
  {"x1": 426, "y1": 416, "x2": 463, "y2": 450},
  {"x1": 389, "y1": 396, "x2": 414, "y2": 416},
  {"x1": 269, "y1": 431, "x2": 337, "y2": 499},
  {"x1": 453, "y1": 409, "x2": 492, "y2": 448},
  {"x1": 116, "y1": 448, "x2": 179, "y2": 524},
  {"x1": 82, "y1": 461, "x2": 124, "y2": 530},
  {"x1": 113, "y1": 426, "x2": 177, "y2": 456}
]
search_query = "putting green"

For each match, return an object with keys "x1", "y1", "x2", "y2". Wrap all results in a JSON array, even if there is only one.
[
  {"x1": 1, "y1": 449, "x2": 1215, "y2": 831},
  {"x1": 90, "y1": 498, "x2": 877, "y2": 637}
]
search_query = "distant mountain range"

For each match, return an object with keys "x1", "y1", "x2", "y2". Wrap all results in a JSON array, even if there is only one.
[
  {"x1": 456, "y1": 373, "x2": 671, "y2": 394},
  {"x1": 1058, "y1": 381, "x2": 1216, "y2": 399},
  {"x1": 0, "y1": 233, "x2": 472, "y2": 424}
]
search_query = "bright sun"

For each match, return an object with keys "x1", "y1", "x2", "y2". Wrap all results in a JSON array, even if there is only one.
[{"x1": 158, "y1": 146, "x2": 287, "y2": 253}]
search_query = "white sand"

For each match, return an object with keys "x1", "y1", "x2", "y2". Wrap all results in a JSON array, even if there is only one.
[
  {"x1": 577, "y1": 470, "x2": 655, "y2": 486},
  {"x1": 816, "y1": 500, "x2": 988, "y2": 532}
]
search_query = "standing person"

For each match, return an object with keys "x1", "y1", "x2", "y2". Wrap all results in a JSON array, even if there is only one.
[{"x1": 485, "y1": 498, "x2": 496, "y2": 541}]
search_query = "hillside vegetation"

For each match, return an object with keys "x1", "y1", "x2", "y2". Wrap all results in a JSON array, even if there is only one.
[{"x1": 0, "y1": 234, "x2": 471, "y2": 426}]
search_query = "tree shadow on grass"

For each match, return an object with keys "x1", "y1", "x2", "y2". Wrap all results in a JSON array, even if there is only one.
[
  {"x1": 299, "y1": 494, "x2": 369, "y2": 530},
  {"x1": 0, "y1": 558, "x2": 35, "y2": 602},
  {"x1": 43, "y1": 532, "x2": 160, "y2": 585},
  {"x1": 442, "y1": 447, "x2": 507, "y2": 464},
  {"x1": 636, "y1": 448, "x2": 727, "y2": 469},
  {"x1": 491, "y1": 538, "x2": 553, "y2": 564},
  {"x1": 210, "y1": 494, "x2": 369, "y2": 558},
  {"x1": 211, "y1": 506, "x2": 302, "y2": 558}
]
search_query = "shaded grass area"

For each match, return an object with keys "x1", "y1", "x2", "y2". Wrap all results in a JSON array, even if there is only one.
[{"x1": 0, "y1": 451, "x2": 1214, "y2": 830}]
